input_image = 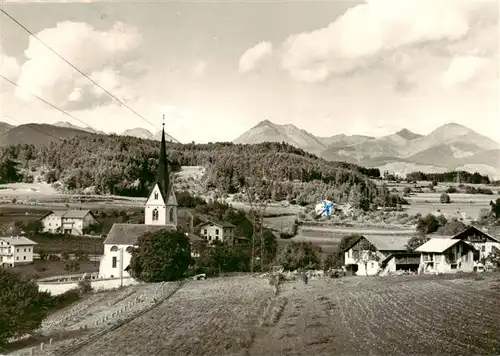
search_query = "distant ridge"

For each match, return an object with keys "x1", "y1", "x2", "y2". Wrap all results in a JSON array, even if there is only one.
[{"x1": 233, "y1": 120, "x2": 500, "y2": 178}]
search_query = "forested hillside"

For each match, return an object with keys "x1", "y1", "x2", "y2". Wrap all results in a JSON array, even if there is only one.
[{"x1": 0, "y1": 135, "x2": 381, "y2": 207}]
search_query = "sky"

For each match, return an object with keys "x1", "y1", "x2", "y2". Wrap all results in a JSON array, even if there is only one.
[{"x1": 0, "y1": 0, "x2": 498, "y2": 143}]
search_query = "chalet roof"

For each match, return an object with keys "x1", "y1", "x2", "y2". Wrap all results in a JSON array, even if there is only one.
[
  {"x1": 415, "y1": 238, "x2": 465, "y2": 253},
  {"x1": 342, "y1": 234, "x2": 412, "y2": 253},
  {"x1": 0, "y1": 236, "x2": 37, "y2": 246},
  {"x1": 455, "y1": 225, "x2": 499, "y2": 242},
  {"x1": 364, "y1": 235, "x2": 412, "y2": 252},
  {"x1": 62, "y1": 210, "x2": 93, "y2": 219},
  {"x1": 40, "y1": 210, "x2": 93, "y2": 220},
  {"x1": 197, "y1": 220, "x2": 235, "y2": 229},
  {"x1": 104, "y1": 224, "x2": 177, "y2": 245}
]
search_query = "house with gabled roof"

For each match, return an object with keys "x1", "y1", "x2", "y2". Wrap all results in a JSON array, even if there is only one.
[
  {"x1": 98, "y1": 122, "x2": 203, "y2": 279},
  {"x1": 40, "y1": 209, "x2": 98, "y2": 235},
  {"x1": 196, "y1": 220, "x2": 237, "y2": 244},
  {"x1": 415, "y1": 238, "x2": 475, "y2": 274},
  {"x1": 0, "y1": 236, "x2": 37, "y2": 267},
  {"x1": 428, "y1": 225, "x2": 500, "y2": 265},
  {"x1": 342, "y1": 234, "x2": 419, "y2": 276}
]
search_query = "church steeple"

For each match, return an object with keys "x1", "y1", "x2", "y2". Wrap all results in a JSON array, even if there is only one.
[{"x1": 157, "y1": 115, "x2": 170, "y2": 199}]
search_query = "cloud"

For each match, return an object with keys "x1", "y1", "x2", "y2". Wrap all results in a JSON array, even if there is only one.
[
  {"x1": 15, "y1": 21, "x2": 142, "y2": 110},
  {"x1": 0, "y1": 55, "x2": 21, "y2": 79},
  {"x1": 238, "y1": 41, "x2": 273, "y2": 73},
  {"x1": 441, "y1": 55, "x2": 488, "y2": 87},
  {"x1": 193, "y1": 60, "x2": 207, "y2": 76},
  {"x1": 280, "y1": 0, "x2": 485, "y2": 83}
]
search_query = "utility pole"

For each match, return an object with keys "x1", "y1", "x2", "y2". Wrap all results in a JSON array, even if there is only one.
[{"x1": 119, "y1": 247, "x2": 124, "y2": 288}]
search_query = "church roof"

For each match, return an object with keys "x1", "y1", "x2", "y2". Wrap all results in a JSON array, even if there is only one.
[
  {"x1": 155, "y1": 123, "x2": 171, "y2": 200},
  {"x1": 104, "y1": 224, "x2": 177, "y2": 245}
]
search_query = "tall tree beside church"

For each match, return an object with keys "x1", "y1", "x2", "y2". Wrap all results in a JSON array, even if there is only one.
[{"x1": 128, "y1": 229, "x2": 193, "y2": 282}]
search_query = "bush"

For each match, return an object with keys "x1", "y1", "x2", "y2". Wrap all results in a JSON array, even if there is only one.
[
  {"x1": 440, "y1": 193, "x2": 451, "y2": 204},
  {"x1": 446, "y1": 186, "x2": 457, "y2": 194},
  {"x1": 77, "y1": 279, "x2": 93, "y2": 293}
]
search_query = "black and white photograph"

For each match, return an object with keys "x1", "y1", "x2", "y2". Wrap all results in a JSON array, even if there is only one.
[{"x1": 1, "y1": 0, "x2": 499, "y2": 355}]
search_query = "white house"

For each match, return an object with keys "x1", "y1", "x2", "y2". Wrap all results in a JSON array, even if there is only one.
[
  {"x1": 99, "y1": 123, "x2": 203, "y2": 279},
  {"x1": 197, "y1": 220, "x2": 236, "y2": 244},
  {"x1": 415, "y1": 238, "x2": 475, "y2": 274},
  {"x1": 40, "y1": 210, "x2": 98, "y2": 235},
  {"x1": 0, "y1": 236, "x2": 37, "y2": 267},
  {"x1": 343, "y1": 235, "x2": 419, "y2": 276}
]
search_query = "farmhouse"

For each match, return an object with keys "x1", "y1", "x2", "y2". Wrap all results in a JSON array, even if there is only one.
[
  {"x1": 99, "y1": 124, "x2": 203, "y2": 279},
  {"x1": 415, "y1": 238, "x2": 475, "y2": 274},
  {"x1": 197, "y1": 220, "x2": 236, "y2": 244},
  {"x1": 343, "y1": 235, "x2": 419, "y2": 276},
  {"x1": 40, "y1": 209, "x2": 98, "y2": 235},
  {"x1": 0, "y1": 236, "x2": 37, "y2": 267}
]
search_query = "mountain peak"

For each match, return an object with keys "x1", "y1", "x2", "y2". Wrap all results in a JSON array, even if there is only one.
[{"x1": 396, "y1": 128, "x2": 422, "y2": 140}]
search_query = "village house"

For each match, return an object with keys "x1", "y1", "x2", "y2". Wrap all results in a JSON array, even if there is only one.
[
  {"x1": 0, "y1": 236, "x2": 37, "y2": 267},
  {"x1": 415, "y1": 238, "x2": 475, "y2": 274},
  {"x1": 40, "y1": 209, "x2": 98, "y2": 235},
  {"x1": 99, "y1": 123, "x2": 203, "y2": 279},
  {"x1": 343, "y1": 235, "x2": 420, "y2": 276},
  {"x1": 428, "y1": 225, "x2": 500, "y2": 269},
  {"x1": 197, "y1": 220, "x2": 236, "y2": 244}
]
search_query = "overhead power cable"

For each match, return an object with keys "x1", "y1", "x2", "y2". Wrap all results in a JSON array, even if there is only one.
[
  {"x1": 0, "y1": 73, "x2": 93, "y2": 129},
  {"x1": 0, "y1": 115, "x2": 65, "y2": 142},
  {"x1": 0, "y1": 8, "x2": 159, "y2": 131}
]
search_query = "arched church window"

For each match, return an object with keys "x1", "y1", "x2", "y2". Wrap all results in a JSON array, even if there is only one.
[
  {"x1": 126, "y1": 246, "x2": 134, "y2": 254},
  {"x1": 152, "y1": 209, "x2": 159, "y2": 221},
  {"x1": 169, "y1": 208, "x2": 174, "y2": 223},
  {"x1": 110, "y1": 246, "x2": 118, "y2": 252},
  {"x1": 154, "y1": 192, "x2": 159, "y2": 200}
]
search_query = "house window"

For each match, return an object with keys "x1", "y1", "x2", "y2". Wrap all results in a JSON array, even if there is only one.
[
  {"x1": 169, "y1": 209, "x2": 174, "y2": 222},
  {"x1": 24, "y1": 248, "x2": 26, "y2": 252},
  {"x1": 16, "y1": 257, "x2": 19, "y2": 261},
  {"x1": 152, "y1": 209, "x2": 159, "y2": 221},
  {"x1": 23, "y1": 256, "x2": 26, "y2": 260},
  {"x1": 203, "y1": 229, "x2": 207, "y2": 235},
  {"x1": 215, "y1": 229, "x2": 219, "y2": 235},
  {"x1": 110, "y1": 246, "x2": 118, "y2": 252},
  {"x1": 481, "y1": 245, "x2": 486, "y2": 252},
  {"x1": 154, "y1": 192, "x2": 159, "y2": 200},
  {"x1": 112, "y1": 257, "x2": 117, "y2": 268},
  {"x1": 16, "y1": 248, "x2": 19, "y2": 253}
]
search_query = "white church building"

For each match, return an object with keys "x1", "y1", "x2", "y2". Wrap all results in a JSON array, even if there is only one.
[{"x1": 99, "y1": 122, "x2": 201, "y2": 279}]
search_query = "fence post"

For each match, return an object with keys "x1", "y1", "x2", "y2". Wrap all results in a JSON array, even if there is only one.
[{"x1": 40, "y1": 342, "x2": 44, "y2": 350}]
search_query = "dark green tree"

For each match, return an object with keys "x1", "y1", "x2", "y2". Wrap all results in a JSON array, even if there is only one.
[
  {"x1": 128, "y1": 229, "x2": 193, "y2": 282},
  {"x1": 405, "y1": 234, "x2": 429, "y2": 252},
  {"x1": 0, "y1": 268, "x2": 50, "y2": 349},
  {"x1": 416, "y1": 214, "x2": 441, "y2": 235},
  {"x1": 278, "y1": 241, "x2": 322, "y2": 271}
]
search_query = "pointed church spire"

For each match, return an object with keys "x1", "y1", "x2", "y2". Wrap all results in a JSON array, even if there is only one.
[{"x1": 157, "y1": 115, "x2": 170, "y2": 199}]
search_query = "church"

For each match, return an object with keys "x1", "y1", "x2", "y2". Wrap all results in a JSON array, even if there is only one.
[{"x1": 99, "y1": 121, "x2": 196, "y2": 279}]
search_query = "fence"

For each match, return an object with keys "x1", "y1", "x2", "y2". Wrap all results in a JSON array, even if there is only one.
[{"x1": 38, "y1": 277, "x2": 139, "y2": 295}]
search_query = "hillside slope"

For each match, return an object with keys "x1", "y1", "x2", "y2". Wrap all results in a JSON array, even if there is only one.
[
  {"x1": 0, "y1": 123, "x2": 96, "y2": 147},
  {"x1": 0, "y1": 122, "x2": 14, "y2": 137},
  {"x1": 0, "y1": 135, "x2": 378, "y2": 207}
]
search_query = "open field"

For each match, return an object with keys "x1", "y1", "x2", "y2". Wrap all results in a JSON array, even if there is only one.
[
  {"x1": 9, "y1": 273, "x2": 500, "y2": 356},
  {"x1": 287, "y1": 226, "x2": 416, "y2": 253},
  {"x1": 11, "y1": 260, "x2": 99, "y2": 280}
]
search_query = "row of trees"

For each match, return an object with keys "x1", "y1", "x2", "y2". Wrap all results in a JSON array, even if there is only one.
[{"x1": 406, "y1": 171, "x2": 491, "y2": 185}]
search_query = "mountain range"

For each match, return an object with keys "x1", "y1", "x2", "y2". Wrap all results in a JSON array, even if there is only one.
[
  {"x1": 1, "y1": 119, "x2": 499, "y2": 178},
  {"x1": 0, "y1": 121, "x2": 178, "y2": 147},
  {"x1": 233, "y1": 120, "x2": 500, "y2": 178}
]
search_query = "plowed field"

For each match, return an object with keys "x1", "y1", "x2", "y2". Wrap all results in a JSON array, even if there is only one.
[{"x1": 67, "y1": 274, "x2": 500, "y2": 356}]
